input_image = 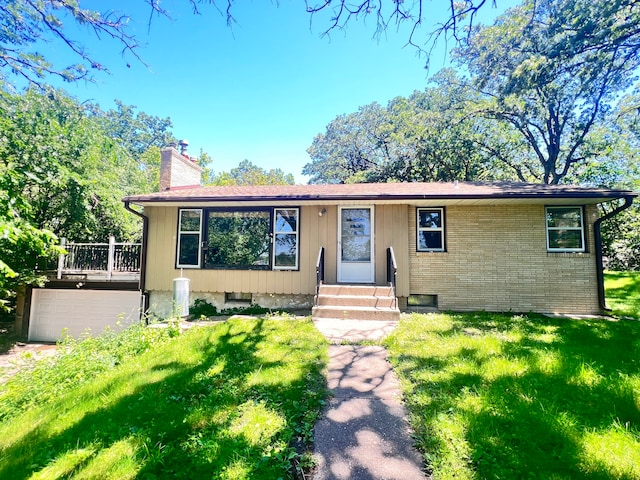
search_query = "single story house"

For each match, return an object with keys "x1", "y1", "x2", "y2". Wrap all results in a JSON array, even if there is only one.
[{"x1": 123, "y1": 146, "x2": 637, "y2": 318}]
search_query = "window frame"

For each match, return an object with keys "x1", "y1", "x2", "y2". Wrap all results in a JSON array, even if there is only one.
[
  {"x1": 416, "y1": 207, "x2": 446, "y2": 252},
  {"x1": 273, "y1": 208, "x2": 300, "y2": 270},
  {"x1": 176, "y1": 208, "x2": 203, "y2": 268},
  {"x1": 176, "y1": 207, "x2": 300, "y2": 271},
  {"x1": 545, "y1": 205, "x2": 586, "y2": 253}
]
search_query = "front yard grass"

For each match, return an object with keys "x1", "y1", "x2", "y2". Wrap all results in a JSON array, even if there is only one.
[
  {"x1": 0, "y1": 317, "x2": 327, "y2": 479},
  {"x1": 385, "y1": 312, "x2": 640, "y2": 479},
  {"x1": 605, "y1": 270, "x2": 640, "y2": 318}
]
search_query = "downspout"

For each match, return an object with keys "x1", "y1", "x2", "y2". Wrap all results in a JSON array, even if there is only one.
[
  {"x1": 124, "y1": 201, "x2": 150, "y2": 319},
  {"x1": 593, "y1": 196, "x2": 634, "y2": 312}
]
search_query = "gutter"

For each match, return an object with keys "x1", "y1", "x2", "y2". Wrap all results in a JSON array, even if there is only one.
[
  {"x1": 594, "y1": 195, "x2": 635, "y2": 312},
  {"x1": 124, "y1": 191, "x2": 632, "y2": 205},
  {"x1": 124, "y1": 201, "x2": 150, "y2": 317}
]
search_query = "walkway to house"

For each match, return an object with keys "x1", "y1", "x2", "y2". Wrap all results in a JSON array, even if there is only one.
[{"x1": 311, "y1": 319, "x2": 428, "y2": 480}]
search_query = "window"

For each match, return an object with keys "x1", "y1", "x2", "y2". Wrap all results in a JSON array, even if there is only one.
[
  {"x1": 177, "y1": 207, "x2": 300, "y2": 271},
  {"x1": 273, "y1": 209, "x2": 299, "y2": 269},
  {"x1": 546, "y1": 206, "x2": 585, "y2": 252},
  {"x1": 205, "y1": 210, "x2": 271, "y2": 269},
  {"x1": 225, "y1": 292, "x2": 252, "y2": 303},
  {"x1": 417, "y1": 208, "x2": 445, "y2": 252},
  {"x1": 177, "y1": 209, "x2": 202, "y2": 267},
  {"x1": 408, "y1": 294, "x2": 438, "y2": 308}
]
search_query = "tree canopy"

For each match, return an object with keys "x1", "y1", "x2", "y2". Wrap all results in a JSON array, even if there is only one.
[
  {"x1": 308, "y1": 0, "x2": 640, "y2": 186},
  {"x1": 208, "y1": 159, "x2": 295, "y2": 186},
  {"x1": 0, "y1": 87, "x2": 176, "y2": 315},
  {"x1": 455, "y1": 0, "x2": 640, "y2": 184},
  {"x1": 1, "y1": 0, "x2": 498, "y2": 85},
  {"x1": 304, "y1": 69, "x2": 524, "y2": 184}
]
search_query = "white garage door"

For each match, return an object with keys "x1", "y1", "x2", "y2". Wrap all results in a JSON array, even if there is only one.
[{"x1": 29, "y1": 289, "x2": 142, "y2": 342}]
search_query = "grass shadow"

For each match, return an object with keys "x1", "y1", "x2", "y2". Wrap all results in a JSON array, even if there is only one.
[
  {"x1": 385, "y1": 312, "x2": 640, "y2": 478},
  {"x1": 0, "y1": 318, "x2": 327, "y2": 479},
  {"x1": 0, "y1": 323, "x2": 18, "y2": 355}
]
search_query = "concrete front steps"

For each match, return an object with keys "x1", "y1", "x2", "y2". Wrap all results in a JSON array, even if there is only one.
[{"x1": 312, "y1": 284, "x2": 400, "y2": 322}]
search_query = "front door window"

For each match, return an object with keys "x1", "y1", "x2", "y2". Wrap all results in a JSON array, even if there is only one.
[
  {"x1": 338, "y1": 207, "x2": 374, "y2": 283},
  {"x1": 341, "y1": 208, "x2": 371, "y2": 262}
]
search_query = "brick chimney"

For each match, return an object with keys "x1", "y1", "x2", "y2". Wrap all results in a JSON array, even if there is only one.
[{"x1": 159, "y1": 140, "x2": 203, "y2": 191}]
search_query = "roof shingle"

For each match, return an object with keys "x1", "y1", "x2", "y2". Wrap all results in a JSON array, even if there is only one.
[{"x1": 123, "y1": 181, "x2": 636, "y2": 205}]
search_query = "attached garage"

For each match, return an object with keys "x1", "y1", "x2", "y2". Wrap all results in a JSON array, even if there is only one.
[{"x1": 28, "y1": 288, "x2": 142, "y2": 342}]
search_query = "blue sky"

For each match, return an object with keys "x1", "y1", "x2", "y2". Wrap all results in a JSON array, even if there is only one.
[{"x1": 42, "y1": 0, "x2": 514, "y2": 183}]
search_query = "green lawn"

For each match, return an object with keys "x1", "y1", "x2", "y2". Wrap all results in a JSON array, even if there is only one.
[
  {"x1": 0, "y1": 317, "x2": 327, "y2": 479},
  {"x1": 1, "y1": 273, "x2": 638, "y2": 479},
  {"x1": 385, "y1": 311, "x2": 640, "y2": 479},
  {"x1": 605, "y1": 271, "x2": 640, "y2": 318}
]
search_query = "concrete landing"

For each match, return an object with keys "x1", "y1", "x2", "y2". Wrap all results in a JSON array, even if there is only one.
[{"x1": 313, "y1": 319, "x2": 399, "y2": 344}]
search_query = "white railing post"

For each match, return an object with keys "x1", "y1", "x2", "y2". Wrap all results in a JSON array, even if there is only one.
[
  {"x1": 57, "y1": 237, "x2": 66, "y2": 279},
  {"x1": 107, "y1": 235, "x2": 115, "y2": 280}
]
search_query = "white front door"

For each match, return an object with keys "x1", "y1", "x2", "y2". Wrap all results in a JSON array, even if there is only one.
[{"x1": 338, "y1": 206, "x2": 375, "y2": 283}]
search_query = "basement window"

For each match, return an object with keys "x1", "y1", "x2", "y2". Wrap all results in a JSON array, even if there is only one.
[
  {"x1": 225, "y1": 292, "x2": 252, "y2": 303},
  {"x1": 408, "y1": 294, "x2": 438, "y2": 308}
]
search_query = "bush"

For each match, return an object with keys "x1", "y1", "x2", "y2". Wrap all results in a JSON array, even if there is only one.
[
  {"x1": 0, "y1": 319, "x2": 176, "y2": 421},
  {"x1": 190, "y1": 298, "x2": 218, "y2": 318},
  {"x1": 189, "y1": 298, "x2": 271, "y2": 320}
]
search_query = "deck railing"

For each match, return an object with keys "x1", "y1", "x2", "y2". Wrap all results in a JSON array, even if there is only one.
[{"x1": 57, "y1": 236, "x2": 141, "y2": 280}]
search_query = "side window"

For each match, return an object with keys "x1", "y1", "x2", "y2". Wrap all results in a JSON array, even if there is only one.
[
  {"x1": 273, "y1": 208, "x2": 299, "y2": 270},
  {"x1": 417, "y1": 208, "x2": 445, "y2": 252},
  {"x1": 546, "y1": 206, "x2": 585, "y2": 252},
  {"x1": 177, "y1": 209, "x2": 202, "y2": 267}
]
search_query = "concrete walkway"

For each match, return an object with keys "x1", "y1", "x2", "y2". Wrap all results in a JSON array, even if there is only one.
[{"x1": 312, "y1": 319, "x2": 427, "y2": 480}]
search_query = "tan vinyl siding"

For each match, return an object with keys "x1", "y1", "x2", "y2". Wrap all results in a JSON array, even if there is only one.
[
  {"x1": 375, "y1": 204, "x2": 410, "y2": 297},
  {"x1": 145, "y1": 205, "x2": 328, "y2": 295},
  {"x1": 409, "y1": 204, "x2": 600, "y2": 314},
  {"x1": 145, "y1": 204, "x2": 410, "y2": 297}
]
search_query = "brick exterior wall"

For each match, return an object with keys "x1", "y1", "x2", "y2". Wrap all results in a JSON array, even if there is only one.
[
  {"x1": 159, "y1": 147, "x2": 203, "y2": 191},
  {"x1": 408, "y1": 204, "x2": 600, "y2": 314}
]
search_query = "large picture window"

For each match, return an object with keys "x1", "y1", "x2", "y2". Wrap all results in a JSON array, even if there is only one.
[
  {"x1": 177, "y1": 209, "x2": 202, "y2": 268},
  {"x1": 205, "y1": 210, "x2": 271, "y2": 269},
  {"x1": 417, "y1": 208, "x2": 445, "y2": 252},
  {"x1": 546, "y1": 206, "x2": 585, "y2": 252},
  {"x1": 177, "y1": 207, "x2": 299, "y2": 270}
]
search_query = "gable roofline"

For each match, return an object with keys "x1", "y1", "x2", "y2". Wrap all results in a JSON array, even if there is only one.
[{"x1": 123, "y1": 181, "x2": 637, "y2": 206}]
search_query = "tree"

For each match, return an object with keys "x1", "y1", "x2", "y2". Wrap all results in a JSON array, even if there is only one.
[
  {"x1": 0, "y1": 0, "x2": 498, "y2": 85},
  {"x1": 208, "y1": 159, "x2": 295, "y2": 186},
  {"x1": 0, "y1": 0, "x2": 147, "y2": 84},
  {"x1": 589, "y1": 89, "x2": 640, "y2": 271},
  {"x1": 304, "y1": 69, "x2": 515, "y2": 184},
  {"x1": 99, "y1": 100, "x2": 176, "y2": 192},
  {"x1": 304, "y1": 0, "x2": 497, "y2": 55},
  {"x1": 304, "y1": 102, "x2": 392, "y2": 183},
  {"x1": 454, "y1": 0, "x2": 640, "y2": 184},
  {"x1": 0, "y1": 87, "x2": 174, "y2": 315}
]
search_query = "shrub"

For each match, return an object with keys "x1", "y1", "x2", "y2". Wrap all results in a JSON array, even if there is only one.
[
  {"x1": 0, "y1": 319, "x2": 176, "y2": 421},
  {"x1": 189, "y1": 298, "x2": 271, "y2": 320}
]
